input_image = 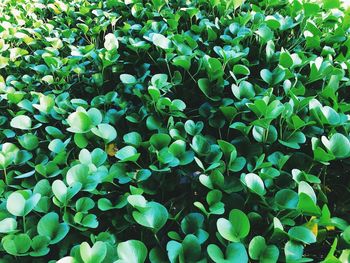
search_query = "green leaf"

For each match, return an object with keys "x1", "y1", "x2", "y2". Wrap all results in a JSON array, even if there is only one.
[
  {"x1": 284, "y1": 241, "x2": 305, "y2": 262},
  {"x1": 323, "y1": 0, "x2": 340, "y2": 10},
  {"x1": 76, "y1": 197, "x2": 95, "y2": 212},
  {"x1": 198, "y1": 78, "x2": 221, "y2": 101},
  {"x1": 74, "y1": 213, "x2": 98, "y2": 228},
  {"x1": 208, "y1": 243, "x2": 248, "y2": 263},
  {"x1": 233, "y1": 0, "x2": 245, "y2": 10},
  {"x1": 30, "y1": 235, "x2": 50, "y2": 256},
  {"x1": 91, "y1": 148, "x2": 107, "y2": 166},
  {"x1": 128, "y1": 194, "x2": 147, "y2": 208},
  {"x1": 120, "y1": 74, "x2": 137, "y2": 85},
  {"x1": 249, "y1": 236, "x2": 279, "y2": 262},
  {"x1": 7, "y1": 92, "x2": 24, "y2": 105},
  {"x1": 172, "y1": 56, "x2": 191, "y2": 70},
  {"x1": 132, "y1": 201, "x2": 168, "y2": 233},
  {"x1": 80, "y1": 241, "x2": 107, "y2": 263},
  {"x1": 217, "y1": 209, "x2": 250, "y2": 242},
  {"x1": 18, "y1": 133, "x2": 39, "y2": 150},
  {"x1": 231, "y1": 81, "x2": 255, "y2": 99},
  {"x1": 180, "y1": 213, "x2": 205, "y2": 236},
  {"x1": 252, "y1": 125, "x2": 277, "y2": 144},
  {"x1": 10, "y1": 115, "x2": 32, "y2": 130},
  {"x1": 297, "y1": 193, "x2": 321, "y2": 216},
  {"x1": 321, "y1": 133, "x2": 350, "y2": 158},
  {"x1": 256, "y1": 25, "x2": 273, "y2": 43},
  {"x1": 260, "y1": 68, "x2": 285, "y2": 85},
  {"x1": 91, "y1": 123, "x2": 117, "y2": 143},
  {"x1": 48, "y1": 139, "x2": 66, "y2": 153},
  {"x1": 150, "y1": 133, "x2": 171, "y2": 150},
  {"x1": 123, "y1": 132, "x2": 142, "y2": 147},
  {"x1": 191, "y1": 135, "x2": 211, "y2": 155},
  {"x1": 299, "y1": 181, "x2": 316, "y2": 203},
  {"x1": 322, "y1": 106, "x2": 340, "y2": 125},
  {"x1": 7, "y1": 191, "x2": 41, "y2": 217},
  {"x1": 229, "y1": 156, "x2": 246, "y2": 172},
  {"x1": 97, "y1": 196, "x2": 127, "y2": 211},
  {"x1": 52, "y1": 180, "x2": 81, "y2": 205},
  {"x1": 66, "y1": 164, "x2": 98, "y2": 191},
  {"x1": 288, "y1": 226, "x2": 316, "y2": 244},
  {"x1": 73, "y1": 133, "x2": 88, "y2": 148},
  {"x1": 0, "y1": 218, "x2": 17, "y2": 233},
  {"x1": 152, "y1": 33, "x2": 172, "y2": 49},
  {"x1": 116, "y1": 240, "x2": 147, "y2": 263},
  {"x1": 2, "y1": 234, "x2": 31, "y2": 255},
  {"x1": 275, "y1": 189, "x2": 299, "y2": 209},
  {"x1": 304, "y1": 3, "x2": 320, "y2": 16},
  {"x1": 233, "y1": 64, "x2": 250, "y2": 76},
  {"x1": 87, "y1": 108, "x2": 102, "y2": 125},
  {"x1": 115, "y1": 146, "x2": 140, "y2": 162},
  {"x1": 67, "y1": 111, "x2": 92, "y2": 133},
  {"x1": 265, "y1": 16, "x2": 281, "y2": 30},
  {"x1": 37, "y1": 212, "x2": 69, "y2": 244},
  {"x1": 104, "y1": 33, "x2": 119, "y2": 51},
  {"x1": 33, "y1": 94, "x2": 55, "y2": 113},
  {"x1": 185, "y1": 120, "x2": 204, "y2": 136},
  {"x1": 279, "y1": 50, "x2": 293, "y2": 68},
  {"x1": 261, "y1": 245, "x2": 279, "y2": 263},
  {"x1": 343, "y1": 226, "x2": 350, "y2": 244},
  {"x1": 279, "y1": 131, "x2": 306, "y2": 149},
  {"x1": 241, "y1": 173, "x2": 266, "y2": 196},
  {"x1": 249, "y1": 236, "x2": 267, "y2": 260},
  {"x1": 56, "y1": 257, "x2": 77, "y2": 263}
]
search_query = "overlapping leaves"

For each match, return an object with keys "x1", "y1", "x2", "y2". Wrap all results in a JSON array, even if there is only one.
[{"x1": 0, "y1": 0, "x2": 350, "y2": 262}]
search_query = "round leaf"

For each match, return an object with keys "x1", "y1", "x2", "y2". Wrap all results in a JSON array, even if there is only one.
[
  {"x1": 116, "y1": 240, "x2": 147, "y2": 263},
  {"x1": 10, "y1": 115, "x2": 32, "y2": 130}
]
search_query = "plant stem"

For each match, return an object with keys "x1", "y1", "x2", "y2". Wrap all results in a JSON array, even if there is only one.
[
  {"x1": 134, "y1": 162, "x2": 143, "y2": 169},
  {"x1": 3, "y1": 167, "x2": 7, "y2": 185},
  {"x1": 166, "y1": 60, "x2": 173, "y2": 80},
  {"x1": 154, "y1": 233, "x2": 161, "y2": 247},
  {"x1": 264, "y1": 126, "x2": 270, "y2": 142},
  {"x1": 23, "y1": 216, "x2": 26, "y2": 233}
]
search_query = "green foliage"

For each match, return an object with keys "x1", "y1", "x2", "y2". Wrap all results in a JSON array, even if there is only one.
[{"x1": 0, "y1": 0, "x2": 350, "y2": 262}]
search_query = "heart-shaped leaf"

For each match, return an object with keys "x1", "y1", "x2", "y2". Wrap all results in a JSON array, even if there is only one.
[
  {"x1": 80, "y1": 241, "x2": 107, "y2": 263},
  {"x1": 217, "y1": 209, "x2": 250, "y2": 242},
  {"x1": 37, "y1": 212, "x2": 69, "y2": 244},
  {"x1": 321, "y1": 133, "x2": 350, "y2": 158},
  {"x1": 208, "y1": 243, "x2": 248, "y2": 263},
  {"x1": 2, "y1": 234, "x2": 31, "y2": 256},
  {"x1": 7, "y1": 191, "x2": 41, "y2": 217},
  {"x1": 260, "y1": 68, "x2": 285, "y2": 85},
  {"x1": 132, "y1": 201, "x2": 168, "y2": 233},
  {"x1": 52, "y1": 180, "x2": 81, "y2": 205},
  {"x1": 185, "y1": 120, "x2": 204, "y2": 136},
  {"x1": 198, "y1": 78, "x2": 221, "y2": 101},
  {"x1": 231, "y1": 81, "x2": 255, "y2": 99},
  {"x1": 67, "y1": 111, "x2": 92, "y2": 133},
  {"x1": 150, "y1": 133, "x2": 171, "y2": 150}
]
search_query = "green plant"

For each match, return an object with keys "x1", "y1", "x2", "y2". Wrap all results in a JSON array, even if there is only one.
[{"x1": 0, "y1": 0, "x2": 350, "y2": 262}]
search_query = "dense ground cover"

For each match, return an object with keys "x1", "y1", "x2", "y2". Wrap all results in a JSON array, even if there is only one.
[{"x1": 1, "y1": 0, "x2": 350, "y2": 262}]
